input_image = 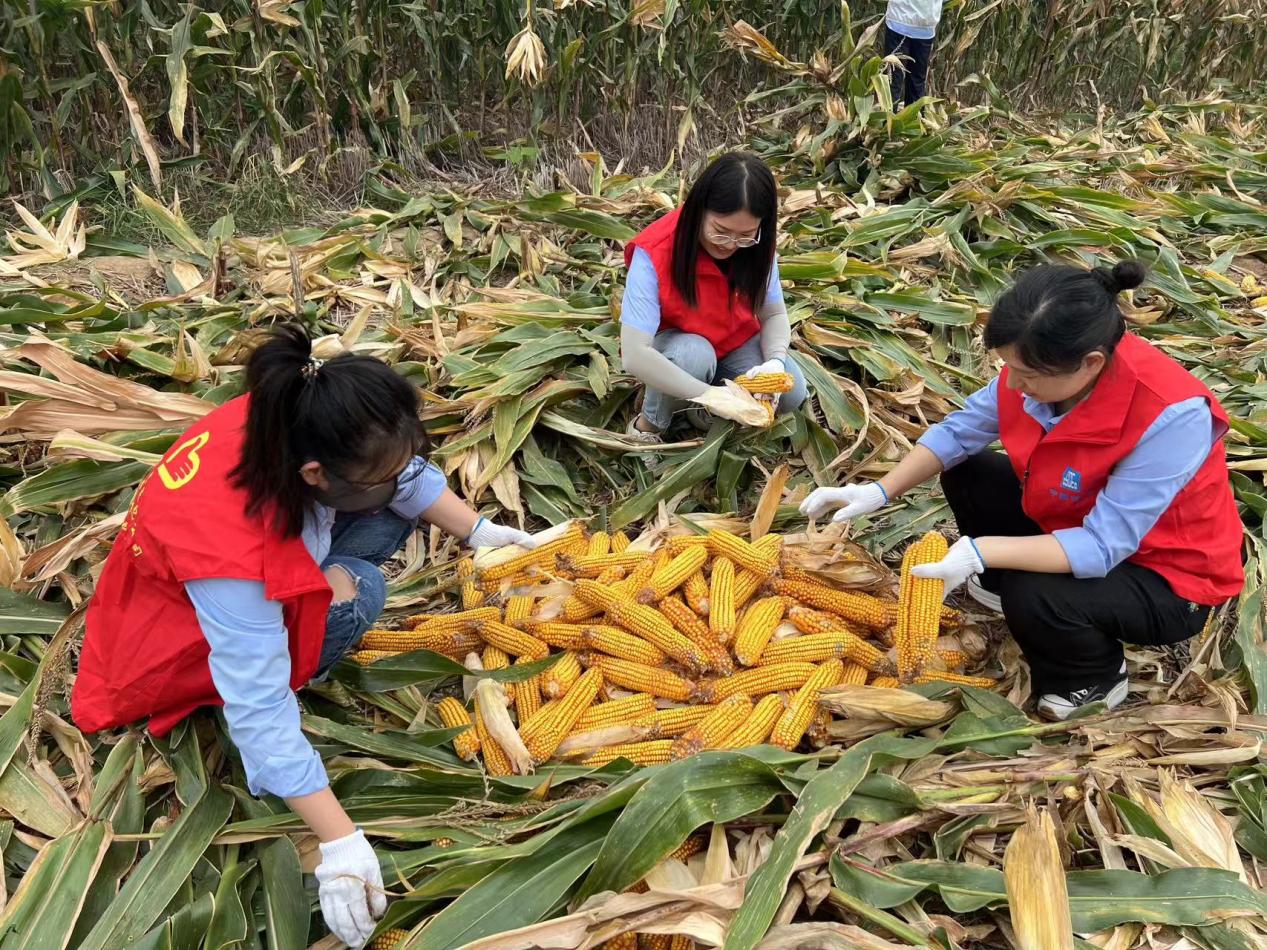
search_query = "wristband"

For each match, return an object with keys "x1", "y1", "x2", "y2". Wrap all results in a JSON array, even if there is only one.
[
  {"x1": 967, "y1": 537, "x2": 987, "y2": 569},
  {"x1": 467, "y1": 516, "x2": 486, "y2": 543},
  {"x1": 875, "y1": 482, "x2": 889, "y2": 504}
]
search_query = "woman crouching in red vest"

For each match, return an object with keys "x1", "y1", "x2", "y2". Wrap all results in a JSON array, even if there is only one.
[
  {"x1": 802, "y1": 261, "x2": 1243, "y2": 720},
  {"x1": 72, "y1": 325, "x2": 535, "y2": 947},
  {"x1": 620, "y1": 152, "x2": 808, "y2": 442}
]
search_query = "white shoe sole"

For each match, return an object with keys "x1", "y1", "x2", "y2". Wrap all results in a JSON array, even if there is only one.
[
  {"x1": 966, "y1": 578, "x2": 1002, "y2": 613},
  {"x1": 1037, "y1": 676, "x2": 1129, "y2": 721}
]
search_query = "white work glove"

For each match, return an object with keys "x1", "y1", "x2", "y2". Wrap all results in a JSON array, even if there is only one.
[
  {"x1": 744, "y1": 358, "x2": 788, "y2": 412},
  {"x1": 467, "y1": 517, "x2": 538, "y2": 550},
  {"x1": 910, "y1": 536, "x2": 986, "y2": 600},
  {"x1": 799, "y1": 483, "x2": 888, "y2": 523},
  {"x1": 315, "y1": 829, "x2": 387, "y2": 948}
]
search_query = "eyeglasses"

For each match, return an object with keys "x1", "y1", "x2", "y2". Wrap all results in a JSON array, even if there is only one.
[{"x1": 705, "y1": 225, "x2": 762, "y2": 249}]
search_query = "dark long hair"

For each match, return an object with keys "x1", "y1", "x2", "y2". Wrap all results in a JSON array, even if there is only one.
[
  {"x1": 984, "y1": 260, "x2": 1147, "y2": 373},
  {"x1": 671, "y1": 152, "x2": 778, "y2": 311},
  {"x1": 230, "y1": 324, "x2": 426, "y2": 537}
]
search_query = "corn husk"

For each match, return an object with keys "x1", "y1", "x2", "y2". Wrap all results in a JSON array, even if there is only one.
[{"x1": 1004, "y1": 805, "x2": 1074, "y2": 950}]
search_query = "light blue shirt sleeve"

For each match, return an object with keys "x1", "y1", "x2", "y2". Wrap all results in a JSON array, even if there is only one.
[
  {"x1": 1053, "y1": 396, "x2": 1218, "y2": 578},
  {"x1": 761, "y1": 258, "x2": 785, "y2": 316},
  {"x1": 185, "y1": 578, "x2": 329, "y2": 799},
  {"x1": 390, "y1": 456, "x2": 448, "y2": 521},
  {"x1": 917, "y1": 377, "x2": 1001, "y2": 469},
  {"x1": 621, "y1": 247, "x2": 785, "y2": 334}
]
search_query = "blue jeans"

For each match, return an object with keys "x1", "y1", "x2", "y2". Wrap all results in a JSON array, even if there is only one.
[
  {"x1": 641, "y1": 330, "x2": 809, "y2": 432},
  {"x1": 884, "y1": 26, "x2": 933, "y2": 107},
  {"x1": 315, "y1": 508, "x2": 414, "y2": 675}
]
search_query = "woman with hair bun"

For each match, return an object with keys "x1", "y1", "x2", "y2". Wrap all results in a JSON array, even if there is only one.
[
  {"x1": 72, "y1": 324, "x2": 536, "y2": 947},
  {"x1": 802, "y1": 261, "x2": 1243, "y2": 720}
]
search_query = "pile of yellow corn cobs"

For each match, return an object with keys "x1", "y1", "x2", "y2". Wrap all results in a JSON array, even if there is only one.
[{"x1": 350, "y1": 524, "x2": 992, "y2": 775}]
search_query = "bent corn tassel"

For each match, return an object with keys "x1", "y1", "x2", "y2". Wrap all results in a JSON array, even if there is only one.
[
  {"x1": 696, "y1": 662, "x2": 817, "y2": 703},
  {"x1": 582, "y1": 625, "x2": 666, "y2": 666},
  {"x1": 895, "y1": 531, "x2": 948, "y2": 681},
  {"x1": 582, "y1": 739, "x2": 673, "y2": 768},
  {"x1": 605, "y1": 601, "x2": 705, "y2": 670},
  {"x1": 477, "y1": 620, "x2": 549, "y2": 660},
  {"x1": 634, "y1": 704, "x2": 713, "y2": 738},
  {"x1": 708, "y1": 529, "x2": 781, "y2": 576},
  {"x1": 683, "y1": 571, "x2": 711, "y2": 615},
  {"x1": 758, "y1": 628, "x2": 893, "y2": 675},
  {"x1": 769, "y1": 579, "x2": 889, "y2": 631},
  {"x1": 770, "y1": 659, "x2": 844, "y2": 750},
  {"x1": 572, "y1": 694, "x2": 658, "y2": 733},
  {"x1": 458, "y1": 558, "x2": 484, "y2": 610},
  {"x1": 733, "y1": 596, "x2": 788, "y2": 666},
  {"x1": 709, "y1": 557, "x2": 737, "y2": 641},
  {"x1": 521, "y1": 667, "x2": 604, "y2": 763},
  {"x1": 637, "y1": 545, "x2": 710, "y2": 604},
  {"x1": 718, "y1": 693, "x2": 788, "y2": 748},
  {"x1": 541, "y1": 651, "x2": 583, "y2": 698},
  {"x1": 436, "y1": 697, "x2": 480, "y2": 761},
  {"x1": 669, "y1": 694, "x2": 753, "y2": 759},
  {"x1": 582, "y1": 654, "x2": 695, "y2": 702}
]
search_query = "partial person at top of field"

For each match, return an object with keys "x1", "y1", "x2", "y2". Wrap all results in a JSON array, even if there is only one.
[
  {"x1": 803, "y1": 261, "x2": 1244, "y2": 721},
  {"x1": 70, "y1": 325, "x2": 539, "y2": 948},
  {"x1": 618, "y1": 152, "x2": 808, "y2": 444},
  {"x1": 884, "y1": 0, "x2": 946, "y2": 107}
]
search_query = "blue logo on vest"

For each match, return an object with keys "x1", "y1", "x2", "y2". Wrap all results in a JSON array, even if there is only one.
[{"x1": 1060, "y1": 467, "x2": 1081, "y2": 493}]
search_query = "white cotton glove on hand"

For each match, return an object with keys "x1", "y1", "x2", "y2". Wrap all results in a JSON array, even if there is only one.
[
  {"x1": 910, "y1": 536, "x2": 986, "y2": 600},
  {"x1": 315, "y1": 829, "x2": 387, "y2": 948},
  {"x1": 467, "y1": 517, "x2": 538, "y2": 550},
  {"x1": 799, "y1": 483, "x2": 888, "y2": 523},
  {"x1": 744, "y1": 358, "x2": 788, "y2": 412}
]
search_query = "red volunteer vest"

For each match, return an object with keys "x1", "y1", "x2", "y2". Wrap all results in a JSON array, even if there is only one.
[
  {"x1": 624, "y1": 208, "x2": 762, "y2": 358},
  {"x1": 72, "y1": 396, "x2": 332, "y2": 736},
  {"x1": 998, "y1": 333, "x2": 1243, "y2": 606}
]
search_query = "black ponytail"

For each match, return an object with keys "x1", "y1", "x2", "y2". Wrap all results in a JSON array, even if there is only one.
[
  {"x1": 984, "y1": 261, "x2": 1146, "y2": 373},
  {"x1": 671, "y1": 152, "x2": 778, "y2": 311},
  {"x1": 230, "y1": 324, "x2": 426, "y2": 537}
]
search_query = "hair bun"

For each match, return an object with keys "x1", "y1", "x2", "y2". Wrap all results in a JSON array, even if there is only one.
[{"x1": 1094, "y1": 260, "x2": 1145, "y2": 294}]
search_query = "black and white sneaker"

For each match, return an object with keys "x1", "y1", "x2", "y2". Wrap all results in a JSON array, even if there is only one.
[{"x1": 1036, "y1": 664, "x2": 1129, "y2": 721}]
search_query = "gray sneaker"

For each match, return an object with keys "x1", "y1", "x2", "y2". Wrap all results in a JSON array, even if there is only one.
[
  {"x1": 1037, "y1": 664, "x2": 1129, "y2": 721},
  {"x1": 625, "y1": 415, "x2": 663, "y2": 445}
]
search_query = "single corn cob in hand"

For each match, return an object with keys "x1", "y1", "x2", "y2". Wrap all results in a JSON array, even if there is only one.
[
  {"x1": 708, "y1": 529, "x2": 781, "y2": 576},
  {"x1": 759, "y1": 627, "x2": 894, "y2": 675},
  {"x1": 683, "y1": 571, "x2": 711, "y2": 615},
  {"x1": 895, "y1": 531, "x2": 948, "y2": 681},
  {"x1": 458, "y1": 558, "x2": 484, "y2": 610},
  {"x1": 606, "y1": 601, "x2": 706, "y2": 670},
  {"x1": 477, "y1": 620, "x2": 550, "y2": 660},
  {"x1": 709, "y1": 557, "x2": 737, "y2": 642},
  {"x1": 717, "y1": 693, "x2": 788, "y2": 748},
  {"x1": 476, "y1": 523, "x2": 584, "y2": 582},
  {"x1": 736, "y1": 372, "x2": 794, "y2": 395},
  {"x1": 634, "y1": 704, "x2": 713, "y2": 738},
  {"x1": 541, "y1": 651, "x2": 583, "y2": 698},
  {"x1": 696, "y1": 662, "x2": 818, "y2": 703},
  {"x1": 582, "y1": 625, "x2": 667, "y2": 666},
  {"x1": 572, "y1": 694, "x2": 658, "y2": 733},
  {"x1": 521, "y1": 667, "x2": 605, "y2": 763},
  {"x1": 670, "y1": 694, "x2": 754, "y2": 759},
  {"x1": 770, "y1": 659, "x2": 845, "y2": 750},
  {"x1": 582, "y1": 739, "x2": 674, "y2": 768},
  {"x1": 637, "y1": 545, "x2": 710, "y2": 604},
  {"x1": 581, "y1": 654, "x2": 695, "y2": 702},
  {"x1": 437, "y1": 697, "x2": 481, "y2": 761},
  {"x1": 733, "y1": 595, "x2": 789, "y2": 666},
  {"x1": 769, "y1": 579, "x2": 889, "y2": 631}
]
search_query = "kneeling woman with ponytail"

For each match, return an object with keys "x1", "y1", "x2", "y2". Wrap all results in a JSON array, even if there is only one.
[
  {"x1": 803, "y1": 262, "x2": 1243, "y2": 720},
  {"x1": 72, "y1": 326, "x2": 534, "y2": 947}
]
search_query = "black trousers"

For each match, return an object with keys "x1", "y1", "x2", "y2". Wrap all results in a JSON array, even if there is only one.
[
  {"x1": 883, "y1": 26, "x2": 933, "y2": 107},
  {"x1": 940, "y1": 453, "x2": 1211, "y2": 693}
]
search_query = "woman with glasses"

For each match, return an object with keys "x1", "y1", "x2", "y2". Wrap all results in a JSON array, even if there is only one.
[
  {"x1": 620, "y1": 152, "x2": 807, "y2": 442},
  {"x1": 72, "y1": 324, "x2": 534, "y2": 948}
]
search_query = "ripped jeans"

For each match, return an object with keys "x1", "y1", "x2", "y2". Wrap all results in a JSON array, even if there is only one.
[{"x1": 315, "y1": 508, "x2": 414, "y2": 676}]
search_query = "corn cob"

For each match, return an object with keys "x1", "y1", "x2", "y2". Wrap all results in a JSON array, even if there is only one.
[
  {"x1": 582, "y1": 625, "x2": 667, "y2": 666},
  {"x1": 474, "y1": 702, "x2": 513, "y2": 776},
  {"x1": 572, "y1": 578, "x2": 622, "y2": 613},
  {"x1": 895, "y1": 532, "x2": 948, "y2": 681},
  {"x1": 708, "y1": 529, "x2": 781, "y2": 576},
  {"x1": 914, "y1": 671, "x2": 996, "y2": 688},
  {"x1": 477, "y1": 523, "x2": 584, "y2": 582},
  {"x1": 347, "y1": 649, "x2": 395, "y2": 666},
  {"x1": 561, "y1": 568, "x2": 621, "y2": 622},
  {"x1": 936, "y1": 649, "x2": 968, "y2": 671},
  {"x1": 479, "y1": 571, "x2": 540, "y2": 593},
  {"x1": 634, "y1": 704, "x2": 713, "y2": 738},
  {"x1": 657, "y1": 596, "x2": 733, "y2": 675},
  {"x1": 665, "y1": 534, "x2": 710, "y2": 555},
  {"x1": 770, "y1": 660, "x2": 844, "y2": 750},
  {"x1": 670, "y1": 694, "x2": 753, "y2": 759},
  {"x1": 586, "y1": 531, "x2": 611, "y2": 557},
  {"x1": 610, "y1": 531, "x2": 631, "y2": 553},
  {"x1": 511, "y1": 659, "x2": 544, "y2": 722},
  {"x1": 605, "y1": 601, "x2": 706, "y2": 670},
  {"x1": 683, "y1": 571, "x2": 711, "y2": 615},
  {"x1": 668, "y1": 834, "x2": 709, "y2": 862},
  {"x1": 769, "y1": 579, "x2": 889, "y2": 631},
  {"x1": 839, "y1": 661, "x2": 868, "y2": 686},
  {"x1": 477, "y1": 620, "x2": 550, "y2": 660},
  {"x1": 521, "y1": 667, "x2": 605, "y2": 762},
  {"x1": 717, "y1": 693, "x2": 788, "y2": 748},
  {"x1": 807, "y1": 709, "x2": 832, "y2": 748},
  {"x1": 407, "y1": 606, "x2": 501, "y2": 632},
  {"x1": 601, "y1": 935, "x2": 638, "y2": 950},
  {"x1": 758, "y1": 628, "x2": 894, "y2": 675},
  {"x1": 637, "y1": 545, "x2": 710, "y2": 604},
  {"x1": 437, "y1": 697, "x2": 481, "y2": 761},
  {"x1": 503, "y1": 595, "x2": 534, "y2": 628},
  {"x1": 709, "y1": 557, "x2": 736, "y2": 642},
  {"x1": 882, "y1": 600, "x2": 961, "y2": 629},
  {"x1": 566, "y1": 552, "x2": 650, "y2": 577},
  {"x1": 736, "y1": 372, "x2": 794, "y2": 395},
  {"x1": 481, "y1": 644, "x2": 510, "y2": 671},
  {"x1": 524, "y1": 621, "x2": 588, "y2": 650},
  {"x1": 786, "y1": 604, "x2": 857, "y2": 637},
  {"x1": 572, "y1": 694, "x2": 658, "y2": 733},
  {"x1": 733, "y1": 596, "x2": 789, "y2": 666},
  {"x1": 368, "y1": 929, "x2": 412, "y2": 950},
  {"x1": 696, "y1": 662, "x2": 818, "y2": 703},
  {"x1": 670, "y1": 936, "x2": 692, "y2": 950},
  {"x1": 582, "y1": 739, "x2": 674, "y2": 767},
  {"x1": 581, "y1": 654, "x2": 695, "y2": 702},
  {"x1": 734, "y1": 568, "x2": 767, "y2": 611},
  {"x1": 638, "y1": 936, "x2": 672, "y2": 950},
  {"x1": 358, "y1": 628, "x2": 482, "y2": 657},
  {"x1": 870, "y1": 675, "x2": 901, "y2": 688},
  {"x1": 457, "y1": 558, "x2": 484, "y2": 610},
  {"x1": 541, "y1": 651, "x2": 583, "y2": 698}
]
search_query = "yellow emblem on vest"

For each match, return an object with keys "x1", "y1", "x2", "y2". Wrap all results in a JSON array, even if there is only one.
[{"x1": 157, "y1": 431, "x2": 211, "y2": 490}]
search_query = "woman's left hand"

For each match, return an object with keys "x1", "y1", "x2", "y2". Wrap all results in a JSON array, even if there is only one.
[
  {"x1": 744, "y1": 358, "x2": 787, "y2": 412},
  {"x1": 467, "y1": 518, "x2": 538, "y2": 550},
  {"x1": 910, "y1": 536, "x2": 986, "y2": 600}
]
